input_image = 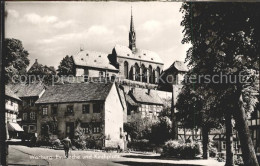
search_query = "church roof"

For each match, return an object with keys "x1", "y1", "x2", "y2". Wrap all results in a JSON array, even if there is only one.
[
  {"x1": 36, "y1": 82, "x2": 113, "y2": 104},
  {"x1": 73, "y1": 50, "x2": 118, "y2": 71},
  {"x1": 114, "y1": 45, "x2": 164, "y2": 64}
]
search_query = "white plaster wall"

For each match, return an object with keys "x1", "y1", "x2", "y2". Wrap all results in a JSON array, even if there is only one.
[{"x1": 104, "y1": 83, "x2": 124, "y2": 149}]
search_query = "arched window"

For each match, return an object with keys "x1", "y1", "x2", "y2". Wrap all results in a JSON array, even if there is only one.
[
  {"x1": 141, "y1": 64, "x2": 147, "y2": 83},
  {"x1": 135, "y1": 63, "x2": 140, "y2": 81},
  {"x1": 148, "y1": 65, "x2": 153, "y2": 84},
  {"x1": 155, "y1": 67, "x2": 160, "y2": 83},
  {"x1": 124, "y1": 61, "x2": 129, "y2": 79}
]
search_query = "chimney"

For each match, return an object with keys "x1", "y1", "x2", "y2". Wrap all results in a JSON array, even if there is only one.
[
  {"x1": 147, "y1": 89, "x2": 150, "y2": 95},
  {"x1": 35, "y1": 59, "x2": 38, "y2": 63}
]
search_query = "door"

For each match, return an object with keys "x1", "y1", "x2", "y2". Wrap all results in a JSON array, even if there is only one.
[{"x1": 66, "y1": 122, "x2": 74, "y2": 139}]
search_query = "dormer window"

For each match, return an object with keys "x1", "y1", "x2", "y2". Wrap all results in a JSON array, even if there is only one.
[
  {"x1": 138, "y1": 56, "x2": 141, "y2": 58},
  {"x1": 127, "y1": 54, "x2": 130, "y2": 56},
  {"x1": 99, "y1": 55, "x2": 101, "y2": 57},
  {"x1": 94, "y1": 60, "x2": 97, "y2": 62},
  {"x1": 86, "y1": 53, "x2": 89, "y2": 56},
  {"x1": 143, "y1": 53, "x2": 146, "y2": 56},
  {"x1": 151, "y1": 58, "x2": 153, "y2": 60},
  {"x1": 81, "y1": 58, "x2": 83, "y2": 60}
]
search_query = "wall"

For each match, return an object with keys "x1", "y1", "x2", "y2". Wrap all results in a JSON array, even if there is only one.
[
  {"x1": 75, "y1": 66, "x2": 118, "y2": 83},
  {"x1": 5, "y1": 98, "x2": 19, "y2": 123},
  {"x1": 37, "y1": 101, "x2": 105, "y2": 140},
  {"x1": 117, "y1": 57, "x2": 163, "y2": 82},
  {"x1": 104, "y1": 83, "x2": 124, "y2": 149},
  {"x1": 19, "y1": 97, "x2": 39, "y2": 133}
]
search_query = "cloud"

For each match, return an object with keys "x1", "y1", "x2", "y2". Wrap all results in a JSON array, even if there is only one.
[
  {"x1": 7, "y1": 9, "x2": 19, "y2": 18},
  {"x1": 23, "y1": 13, "x2": 58, "y2": 24},
  {"x1": 53, "y1": 20, "x2": 74, "y2": 29},
  {"x1": 88, "y1": 25, "x2": 113, "y2": 35},
  {"x1": 140, "y1": 20, "x2": 161, "y2": 32},
  {"x1": 38, "y1": 25, "x2": 113, "y2": 44},
  {"x1": 22, "y1": 13, "x2": 75, "y2": 30}
]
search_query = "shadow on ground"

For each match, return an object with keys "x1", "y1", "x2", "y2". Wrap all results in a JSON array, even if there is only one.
[
  {"x1": 8, "y1": 164, "x2": 45, "y2": 166},
  {"x1": 122, "y1": 155, "x2": 202, "y2": 160},
  {"x1": 113, "y1": 161, "x2": 203, "y2": 166}
]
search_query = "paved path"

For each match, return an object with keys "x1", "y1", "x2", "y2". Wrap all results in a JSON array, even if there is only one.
[{"x1": 8, "y1": 145, "x2": 225, "y2": 166}]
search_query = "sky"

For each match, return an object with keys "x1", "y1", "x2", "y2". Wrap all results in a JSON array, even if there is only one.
[{"x1": 5, "y1": 1, "x2": 190, "y2": 70}]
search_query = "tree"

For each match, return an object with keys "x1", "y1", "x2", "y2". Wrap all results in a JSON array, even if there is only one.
[
  {"x1": 176, "y1": 82, "x2": 222, "y2": 159},
  {"x1": 57, "y1": 55, "x2": 75, "y2": 76},
  {"x1": 4, "y1": 38, "x2": 30, "y2": 83},
  {"x1": 27, "y1": 61, "x2": 57, "y2": 85},
  {"x1": 149, "y1": 116, "x2": 172, "y2": 146},
  {"x1": 180, "y1": 3, "x2": 259, "y2": 165}
]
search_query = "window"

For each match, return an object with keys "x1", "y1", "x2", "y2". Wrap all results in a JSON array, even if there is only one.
[
  {"x1": 222, "y1": 141, "x2": 226, "y2": 150},
  {"x1": 23, "y1": 113, "x2": 27, "y2": 120},
  {"x1": 29, "y1": 125, "x2": 36, "y2": 132},
  {"x1": 84, "y1": 69, "x2": 89, "y2": 82},
  {"x1": 66, "y1": 105, "x2": 74, "y2": 115},
  {"x1": 42, "y1": 107, "x2": 48, "y2": 116},
  {"x1": 124, "y1": 61, "x2": 129, "y2": 79},
  {"x1": 29, "y1": 99, "x2": 35, "y2": 106},
  {"x1": 99, "y1": 71, "x2": 105, "y2": 81},
  {"x1": 82, "y1": 104, "x2": 90, "y2": 114},
  {"x1": 93, "y1": 103, "x2": 103, "y2": 113},
  {"x1": 30, "y1": 112, "x2": 35, "y2": 120},
  {"x1": 52, "y1": 106, "x2": 57, "y2": 115},
  {"x1": 11, "y1": 100, "x2": 13, "y2": 106},
  {"x1": 93, "y1": 123, "x2": 101, "y2": 133},
  {"x1": 81, "y1": 123, "x2": 90, "y2": 134},
  {"x1": 22, "y1": 125, "x2": 28, "y2": 132}
]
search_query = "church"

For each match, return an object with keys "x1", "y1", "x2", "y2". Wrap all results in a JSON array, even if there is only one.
[{"x1": 72, "y1": 9, "x2": 164, "y2": 88}]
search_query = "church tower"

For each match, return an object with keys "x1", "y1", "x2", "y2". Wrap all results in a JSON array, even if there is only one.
[{"x1": 129, "y1": 7, "x2": 136, "y2": 52}]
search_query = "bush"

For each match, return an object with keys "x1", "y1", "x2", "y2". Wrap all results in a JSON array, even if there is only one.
[
  {"x1": 73, "y1": 138, "x2": 86, "y2": 150},
  {"x1": 234, "y1": 156, "x2": 244, "y2": 166},
  {"x1": 128, "y1": 139, "x2": 153, "y2": 151},
  {"x1": 162, "y1": 140, "x2": 202, "y2": 159}
]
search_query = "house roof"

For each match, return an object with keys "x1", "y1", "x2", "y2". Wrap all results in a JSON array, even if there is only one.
[
  {"x1": 125, "y1": 94, "x2": 139, "y2": 106},
  {"x1": 35, "y1": 82, "x2": 113, "y2": 104},
  {"x1": 130, "y1": 88, "x2": 164, "y2": 105},
  {"x1": 114, "y1": 45, "x2": 164, "y2": 64},
  {"x1": 5, "y1": 85, "x2": 21, "y2": 101},
  {"x1": 166, "y1": 61, "x2": 188, "y2": 72},
  {"x1": 72, "y1": 50, "x2": 118, "y2": 71},
  {"x1": 9, "y1": 82, "x2": 45, "y2": 98}
]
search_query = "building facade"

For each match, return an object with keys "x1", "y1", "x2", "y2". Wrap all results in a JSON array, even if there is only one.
[
  {"x1": 35, "y1": 82, "x2": 125, "y2": 149},
  {"x1": 9, "y1": 82, "x2": 45, "y2": 136},
  {"x1": 5, "y1": 85, "x2": 23, "y2": 139}
]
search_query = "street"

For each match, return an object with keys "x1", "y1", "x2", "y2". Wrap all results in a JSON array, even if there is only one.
[{"x1": 8, "y1": 145, "x2": 225, "y2": 166}]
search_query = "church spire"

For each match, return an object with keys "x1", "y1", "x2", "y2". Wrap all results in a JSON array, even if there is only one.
[{"x1": 129, "y1": 7, "x2": 136, "y2": 52}]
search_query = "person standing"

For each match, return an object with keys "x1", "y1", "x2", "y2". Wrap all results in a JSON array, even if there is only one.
[{"x1": 62, "y1": 137, "x2": 72, "y2": 158}]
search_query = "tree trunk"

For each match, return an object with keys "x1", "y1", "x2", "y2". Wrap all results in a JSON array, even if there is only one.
[
  {"x1": 233, "y1": 93, "x2": 259, "y2": 166},
  {"x1": 0, "y1": 1, "x2": 7, "y2": 165},
  {"x1": 225, "y1": 110, "x2": 234, "y2": 166},
  {"x1": 202, "y1": 126, "x2": 209, "y2": 159}
]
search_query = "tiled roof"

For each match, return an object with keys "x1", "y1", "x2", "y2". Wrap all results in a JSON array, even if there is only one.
[
  {"x1": 114, "y1": 45, "x2": 164, "y2": 64},
  {"x1": 130, "y1": 88, "x2": 164, "y2": 105},
  {"x1": 166, "y1": 61, "x2": 188, "y2": 72},
  {"x1": 36, "y1": 82, "x2": 113, "y2": 104},
  {"x1": 5, "y1": 85, "x2": 21, "y2": 101},
  {"x1": 9, "y1": 82, "x2": 45, "y2": 98},
  {"x1": 118, "y1": 87, "x2": 127, "y2": 110},
  {"x1": 73, "y1": 50, "x2": 118, "y2": 71},
  {"x1": 125, "y1": 94, "x2": 139, "y2": 106}
]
